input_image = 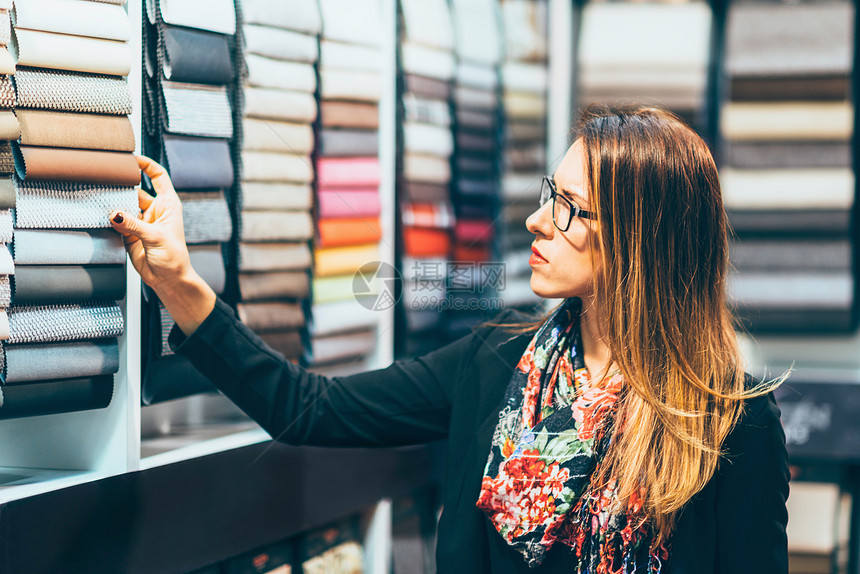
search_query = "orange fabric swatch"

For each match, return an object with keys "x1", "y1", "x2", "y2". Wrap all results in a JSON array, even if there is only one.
[
  {"x1": 318, "y1": 217, "x2": 382, "y2": 247},
  {"x1": 404, "y1": 227, "x2": 451, "y2": 257},
  {"x1": 16, "y1": 146, "x2": 140, "y2": 186}
]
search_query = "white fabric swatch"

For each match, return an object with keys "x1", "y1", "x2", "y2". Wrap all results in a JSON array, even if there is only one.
[
  {"x1": 11, "y1": 28, "x2": 131, "y2": 75},
  {"x1": 246, "y1": 54, "x2": 317, "y2": 93},
  {"x1": 241, "y1": 151, "x2": 314, "y2": 183},
  {"x1": 243, "y1": 87, "x2": 318, "y2": 123},
  {"x1": 401, "y1": 42, "x2": 455, "y2": 81},
  {"x1": 720, "y1": 168, "x2": 854, "y2": 210},
  {"x1": 320, "y1": 69, "x2": 382, "y2": 102},
  {"x1": 320, "y1": 40, "x2": 382, "y2": 73},
  {"x1": 242, "y1": 0, "x2": 321, "y2": 34},
  {"x1": 318, "y1": 0, "x2": 382, "y2": 46},
  {"x1": 400, "y1": 0, "x2": 454, "y2": 50},
  {"x1": 149, "y1": 0, "x2": 236, "y2": 35},
  {"x1": 403, "y1": 122, "x2": 454, "y2": 157},
  {"x1": 244, "y1": 24, "x2": 319, "y2": 63},
  {"x1": 501, "y1": 0, "x2": 548, "y2": 62},
  {"x1": 241, "y1": 182, "x2": 313, "y2": 211},
  {"x1": 721, "y1": 102, "x2": 853, "y2": 142},
  {"x1": 242, "y1": 118, "x2": 315, "y2": 154},
  {"x1": 451, "y1": 0, "x2": 502, "y2": 64},
  {"x1": 13, "y1": 0, "x2": 130, "y2": 42}
]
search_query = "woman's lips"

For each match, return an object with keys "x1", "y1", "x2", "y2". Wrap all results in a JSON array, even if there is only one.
[{"x1": 529, "y1": 245, "x2": 548, "y2": 265}]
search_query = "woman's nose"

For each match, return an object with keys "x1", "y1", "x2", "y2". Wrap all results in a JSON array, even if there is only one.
[{"x1": 526, "y1": 202, "x2": 553, "y2": 237}]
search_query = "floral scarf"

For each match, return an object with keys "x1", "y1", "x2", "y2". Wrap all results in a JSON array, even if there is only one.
[{"x1": 476, "y1": 299, "x2": 670, "y2": 572}]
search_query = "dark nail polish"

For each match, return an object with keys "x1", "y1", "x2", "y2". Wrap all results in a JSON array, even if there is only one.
[{"x1": 113, "y1": 213, "x2": 124, "y2": 224}]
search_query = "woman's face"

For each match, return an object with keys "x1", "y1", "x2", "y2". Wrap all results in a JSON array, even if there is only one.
[{"x1": 526, "y1": 139, "x2": 598, "y2": 300}]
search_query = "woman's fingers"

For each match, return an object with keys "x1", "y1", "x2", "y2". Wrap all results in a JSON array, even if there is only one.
[
  {"x1": 137, "y1": 187, "x2": 155, "y2": 211},
  {"x1": 136, "y1": 155, "x2": 179, "y2": 199},
  {"x1": 109, "y1": 210, "x2": 159, "y2": 244}
]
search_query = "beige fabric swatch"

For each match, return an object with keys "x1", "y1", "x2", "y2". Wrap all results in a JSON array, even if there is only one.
[
  {"x1": 403, "y1": 153, "x2": 451, "y2": 184},
  {"x1": 320, "y1": 69, "x2": 382, "y2": 103},
  {"x1": 243, "y1": 87, "x2": 318, "y2": 122},
  {"x1": 16, "y1": 146, "x2": 140, "y2": 185},
  {"x1": 241, "y1": 151, "x2": 313, "y2": 183},
  {"x1": 242, "y1": 119, "x2": 314, "y2": 154},
  {"x1": 0, "y1": 110, "x2": 19, "y2": 140},
  {"x1": 239, "y1": 271, "x2": 310, "y2": 300},
  {"x1": 238, "y1": 302, "x2": 305, "y2": 332},
  {"x1": 18, "y1": 110, "x2": 134, "y2": 151},
  {"x1": 722, "y1": 101, "x2": 854, "y2": 141},
  {"x1": 242, "y1": 182, "x2": 313, "y2": 211},
  {"x1": 12, "y1": 29, "x2": 131, "y2": 76},
  {"x1": 503, "y1": 92, "x2": 547, "y2": 119},
  {"x1": 13, "y1": 0, "x2": 130, "y2": 42},
  {"x1": 314, "y1": 244, "x2": 380, "y2": 277},
  {"x1": 238, "y1": 242, "x2": 312, "y2": 272},
  {"x1": 241, "y1": 210, "x2": 313, "y2": 242},
  {"x1": 0, "y1": 45, "x2": 14, "y2": 74}
]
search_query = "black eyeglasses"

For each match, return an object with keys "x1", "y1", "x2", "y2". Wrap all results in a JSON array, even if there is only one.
[{"x1": 538, "y1": 176, "x2": 595, "y2": 231}]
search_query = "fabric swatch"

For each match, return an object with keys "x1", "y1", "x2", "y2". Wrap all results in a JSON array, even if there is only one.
[
  {"x1": 403, "y1": 122, "x2": 453, "y2": 157},
  {"x1": 244, "y1": 24, "x2": 319, "y2": 63},
  {"x1": 319, "y1": 70, "x2": 382, "y2": 102},
  {"x1": 13, "y1": 264, "x2": 125, "y2": 304},
  {"x1": 15, "y1": 146, "x2": 139, "y2": 185},
  {"x1": 730, "y1": 238, "x2": 851, "y2": 272},
  {"x1": 242, "y1": 0, "x2": 321, "y2": 34},
  {"x1": 239, "y1": 271, "x2": 310, "y2": 301},
  {"x1": 728, "y1": 209, "x2": 851, "y2": 235},
  {"x1": 319, "y1": 129, "x2": 379, "y2": 157},
  {"x1": 7, "y1": 302, "x2": 123, "y2": 344},
  {"x1": 13, "y1": 229, "x2": 125, "y2": 265},
  {"x1": 403, "y1": 227, "x2": 451, "y2": 257},
  {"x1": 237, "y1": 301, "x2": 305, "y2": 332},
  {"x1": 178, "y1": 191, "x2": 233, "y2": 244},
  {"x1": 318, "y1": 0, "x2": 381, "y2": 46},
  {"x1": 242, "y1": 151, "x2": 313, "y2": 183},
  {"x1": 246, "y1": 55, "x2": 316, "y2": 92},
  {"x1": 2, "y1": 338, "x2": 120, "y2": 382},
  {"x1": 314, "y1": 244, "x2": 380, "y2": 277},
  {"x1": 724, "y1": 141, "x2": 851, "y2": 170},
  {"x1": 320, "y1": 101, "x2": 378, "y2": 129},
  {"x1": 13, "y1": 0, "x2": 130, "y2": 42},
  {"x1": 403, "y1": 153, "x2": 451, "y2": 184},
  {"x1": 17, "y1": 110, "x2": 134, "y2": 151},
  {"x1": 402, "y1": 94, "x2": 451, "y2": 126},
  {"x1": 0, "y1": 275, "x2": 9, "y2": 307},
  {"x1": 163, "y1": 135, "x2": 234, "y2": 189},
  {"x1": 730, "y1": 76, "x2": 850, "y2": 102},
  {"x1": 0, "y1": 11, "x2": 9, "y2": 47},
  {"x1": 401, "y1": 42, "x2": 456, "y2": 81},
  {"x1": 403, "y1": 181, "x2": 449, "y2": 203},
  {"x1": 457, "y1": 61, "x2": 498, "y2": 91},
  {"x1": 500, "y1": 0, "x2": 548, "y2": 62},
  {"x1": 317, "y1": 218, "x2": 382, "y2": 247},
  {"x1": 160, "y1": 24, "x2": 233, "y2": 85},
  {"x1": 317, "y1": 157, "x2": 380, "y2": 187},
  {"x1": 403, "y1": 74, "x2": 451, "y2": 100},
  {"x1": 188, "y1": 244, "x2": 226, "y2": 294},
  {"x1": 242, "y1": 118, "x2": 314, "y2": 154},
  {"x1": 151, "y1": 0, "x2": 236, "y2": 35},
  {"x1": 238, "y1": 242, "x2": 312, "y2": 272},
  {"x1": 14, "y1": 179, "x2": 137, "y2": 228},
  {"x1": 258, "y1": 330, "x2": 304, "y2": 360},
  {"x1": 0, "y1": 110, "x2": 19, "y2": 140},
  {"x1": 455, "y1": 220, "x2": 494, "y2": 243},
  {"x1": 312, "y1": 299, "x2": 379, "y2": 336},
  {"x1": 318, "y1": 189, "x2": 381, "y2": 218},
  {"x1": 12, "y1": 29, "x2": 131, "y2": 76},
  {"x1": 0, "y1": 46, "x2": 15, "y2": 75},
  {"x1": 242, "y1": 182, "x2": 313, "y2": 211},
  {"x1": 243, "y1": 87, "x2": 318, "y2": 122},
  {"x1": 0, "y1": 243, "x2": 12, "y2": 273},
  {"x1": 727, "y1": 272, "x2": 853, "y2": 309},
  {"x1": 312, "y1": 330, "x2": 376, "y2": 364},
  {"x1": 0, "y1": 75, "x2": 13, "y2": 109},
  {"x1": 0, "y1": 375, "x2": 114, "y2": 419},
  {"x1": 399, "y1": 0, "x2": 455, "y2": 50},
  {"x1": 503, "y1": 92, "x2": 547, "y2": 119},
  {"x1": 312, "y1": 274, "x2": 366, "y2": 303},
  {"x1": 161, "y1": 82, "x2": 233, "y2": 138},
  {"x1": 241, "y1": 211, "x2": 314, "y2": 242},
  {"x1": 721, "y1": 101, "x2": 853, "y2": 141},
  {"x1": 720, "y1": 168, "x2": 854, "y2": 210},
  {"x1": 401, "y1": 203, "x2": 454, "y2": 228},
  {"x1": 454, "y1": 86, "x2": 498, "y2": 110},
  {"x1": 320, "y1": 40, "x2": 381, "y2": 73},
  {"x1": 451, "y1": 0, "x2": 503, "y2": 65},
  {"x1": 0, "y1": 177, "x2": 13, "y2": 209},
  {"x1": 0, "y1": 208, "x2": 12, "y2": 242},
  {"x1": 14, "y1": 67, "x2": 132, "y2": 115}
]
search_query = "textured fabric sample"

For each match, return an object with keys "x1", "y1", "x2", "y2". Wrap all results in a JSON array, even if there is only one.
[
  {"x1": 0, "y1": 11, "x2": 9, "y2": 47},
  {"x1": 457, "y1": 61, "x2": 498, "y2": 91},
  {"x1": 158, "y1": 305, "x2": 176, "y2": 356},
  {"x1": 14, "y1": 68, "x2": 133, "y2": 115},
  {"x1": 7, "y1": 303, "x2": 124, "y2": 344},
  {"x1": 403, "y1": 154, "x2": 451, "y2": 184},
  {"x1": 246, "y1": 55, "x2": 316, "y2": 92},
  {"x1": 720, "y1": 168, "x2": 854, "y2": 210},
  {"x1": 312, "y1": 330, "x2": 376, "y2": 364},
  {"x1": 403, "y1": 122, "x2": 454, "y2": 157},
  {"x1": 243, "y1": 0, "x2": 321, "y2": 33},
  {"x1": 178, "y1": 191, "x2": 233, "y2": 244},
  {"x1": 318, "y1": 218, "x2": 382, "y2": 247},
  {"x1": 238, "y1": 242, "x2": 312, "y2": 272},
  {"x1": 312, "y1": 299, "x2": 379, "y2": 336},
  {"x1": 730, "y1": 239, "x2": 851, "y2": 272},
  {"x1": 403, "y1": 228, "x2": 451, "y2": 257},
  {"x1": 2, "y1": 338, "x2": 120, "y2": 382},
  {"x1": 0, "y1": 376, "x2": 114, "y2": 420},
  {"x1": 242, "y1": 182, "x2": 313, "y2": 211},
  {"x1": 726, "y1": 2, "x2": 854, "y2": 77},
  {"x1": 320, "y1": 40, "x2": 381, "y2": 73},
  {"x1": 721, "y1": 101, "x2": 853, "y2": 141},
  {"x1": 15, "y1": 146, "x2": 139, "y2": 185},
  {"x1": 313, "y1": 274, "x2": 369, "y2": 303},
  {"x1": 317, "y1": 157, "x2": 380, "y2": 187},
  {"x1": 14, "y1": 179, "x2": 138, "y2": 229},
  {"x1": 242, "y1": 151, "x2": 313, "y2": 183},
  {"x1": 151, "y1": 0, "x2": 236, "y2": 35},
  {"x1": 163, "y1": 135, "x2": 234, "y2": 189},
  {"x1": 161, "y1": 82, "x2": 233, "y2": 138},
  {"x1": 243, "y1": 87, "x2": 318, "y2": 122},
  {"x1": 242, "y1": 119, "x2": 314, "y2": 154},
  {"x1": 240, "y1": 211, "x2": 313, "y2": 242},
  {"x1": 0, "y1": 75, "x2": 13, "y2": 108},
  {"x1": 319, "y1": 129, "x2": 379, "y2": 157},
  {"x1": 237, "y1": 302, "x2": 304, "y2": 332},
  {"x1": 455, "y1": 220, "x2": 494, "y2": 243},
  {"x1": 239, "y1": 271, "x2": 310, "y2": 300},
  {"x1": 314, "y1": 244, "x2": 380, "y2": 277},
  {"x1": 506, "y1": 144, "x2": 546, "y2": 171},
  {"x1": 0, "y1": 310, "x2": 6, "y2": 339},
  {"x1": 0, "y1": 209, "x2": 11, "y2": 242},
  {"x1": 0, "y1": 274, "x2": 10, "y2": 307},
  {"x1": 0, "y1": 46, "x2": 15, "y2": 74},
  {"x1": 244, "y1": 24, "x2": 319, "y2": 63},
  {"x1": 402, "y1": 94, "x2": 450, "y2": 126},
  {"x1": 12, "y1": 29, "x2": 131, "y2": 76},
  {"x1": 401, "y1": 43, "x2": 456, "y2": 81},
  {"x1": 724, "y1": 141, "x2": 851, "y2": 169},
  {"x1": 319, "y1": 70, "x2": 382, "y2": 102},
  {"x1": 258, "y1": 330, "x2": 303, "y2": 360},
  {"x1": 17, "y1": 110, "x2": 134, "y2": 151},
  {"x1": 0, "y1": 110, "x2": 19, "y2": 140},
  {"x1": 318, "y1": 189, "x2": 380, "y2": 218},
  {"x1": 318, "y1": 0, "x2": 381, "y2": 46},
  {"x1": 500, "y1": 62, "x2": 548, "y2": 94},
  {"x1": 320, "y1": 101, "x2": 378, "y2": 129},
  {"x1": 188, "y1": 244, "x2": 226, "y2": 294},
  {"x1": 455, "y1": 86, "x2": 498, "y2": 110},
  {"x1": 13, "y1": 264, "x2": 126, "y2": 304},
  {"x1": 13, "y1": 0, "x2": 130, "y2": 41},
  {"x1": 160, "y1": 25, "x2": 233, "y2": 85},
  {"x1": 13, "y1": 229, "x2": 125, "y2": 265}
]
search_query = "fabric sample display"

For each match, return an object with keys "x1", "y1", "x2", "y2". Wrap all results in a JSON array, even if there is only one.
[
  {"x1": 14, "y1": 179, "x2": 137, "y2": 228},
  {"x1": 242, "y1": 119, "x2": 314, "y2": 153},
  {"x1": 238, "y1": 242, "x2": 312, "y2": 272},
  {"x1": 13, "y1": 0, "x2": 130, "y2": 41},
  {"x1": 0, "y1": 245, "x2": 12, "y2": 274},
  {"x1": 400, "y1": 0, "x2": 455, "y2": 50},
  {"x1": 150, "y1": 0, "x2": 236, "y2": 35},
  {"x1": 242, "y1": 151, "x2": 313, "y2": 183},
  {"x1": 240, "y1": 211, "x2": 314, "y2": 242},
  {"x1": 239, "y1": 271, "x2": 310, "y2": 301},
  {"x1": 318, "y1": 189, "x2": 381, "y2": 218},
  {"x1": 317, "y1": 218, "x2": 382, "y2": 247},
  {"x1": 159, "y1": 25, "x2": 233, "y2": 85},
  {"x1": 244, "y1": 24, "x2": 319, "y2": 63},
  {"x1": 241, "y1": 182, "x2": 313, "y2": 211},
  {"x1": 0, "y1": 76, "x2": 13, "y2": 109},
  {"x1": 12, "y1": 29, "x2": 131, "y2": 76},
  {"x1": 162, "y1": 135, "x2": 234, "y2": 189},
  {"x1": 403, "y1": 123, "x2": 454, "y2": 156},
  {"x1": 242, "y1": 0, "x2": 321, "y2": 34},
  {"x1": 403, "y1": 154, "x2": 451, "y2": 183},
  {"x1": 0, "y1": 179, "x2": 13, "y2": 210},
  {"x1": 13, "y1": 264, "x2": 126, "y2": 304},
  {"x1": 0, "y1": 275, "x2": 11, "y2": 308},
  {"x1": 2, "y1": 338, "x2": 120, "y2": 382},
  {"x1": 17, "y1": 110, "x2": 135, "y2": 151},
  {"x1": 0, "y1": 375, "x2": 114, "y2": 420},
  {"x1": 188, "y1": 244, "x2": 226, "y2": 295},
  {"x1": 14, "y1": 146, "x2": 139, "y2": 185},
  {"x1": 243, "y1": 87, "x2": 317, "y2": 122},
  {"x1": 237, "y1": 302, "x2": 304, "y2": 332},
  {"x1": 161, "y1": 82, "x2": 233, "y2": 138},
  {"x1": 400, "y1": 43, "x2": 456, "y2": 81},
  {"x1": 14, "y1": 68, "x2": 133, "y2": 115},
  {"x1": 7, "y1": 303, "x2": 124, "y2": 344},
  {"x1": 314, "y1": 245, "x2": 379, "y2": 277},
  {"x1": 13, "y1": 229, "x2": 126, "y2": 265},
  {"x1": 179, "y1": 191, "x2": 233, "y2": 244}
]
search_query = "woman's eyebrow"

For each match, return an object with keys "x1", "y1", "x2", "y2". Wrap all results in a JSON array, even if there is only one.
[{"x1": 557, "y1": 184, "x2": 588, "y2": 206}]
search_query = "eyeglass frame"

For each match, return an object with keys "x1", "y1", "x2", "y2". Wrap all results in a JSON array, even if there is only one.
[{"x1": 539, "y1": 175, "x2": 596, "y2": 232}]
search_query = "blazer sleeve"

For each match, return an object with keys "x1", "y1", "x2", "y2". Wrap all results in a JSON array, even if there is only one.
[
  {"x1": 170, "y1": 298, "x2": 495, "y2": 447},
  {"x1": 713, "y1": 393, "x2": 790, "y2": 574}
]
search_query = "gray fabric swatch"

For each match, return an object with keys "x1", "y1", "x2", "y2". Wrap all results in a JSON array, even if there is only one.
[
  {"x1": 724, "y1": 141, "x2": 851, "y2": 169},
  {"x1": 319, "y1": 129, "x2": 379, "y2": 157},
  {"x1": 161, "y1": 81, "x2": 234, "y2": 138},
  {"x1": 2, "y1": 338, "x2": 120, "y2": 383},
  {"x1": 13, "y1": 229, "x2": 126, "y2": 265},
  {"x1": 237, "y1": 302, "x2": 305, "y2": 332},
  {"x1": 0, "y1": 177, "x2": 14, "y2": 209},
  {"x1": 188, "y1": 244, "x2": 226, "y2": 295},
  {"x1": 13, "y1": 265, "x2": 126, "y2": 304},
  {"x1": 14, "y1": 178, "x2": 138, "y2": 229},
  {"x1": 178, "y1": 191, "x2": 233, "y2": 244},
  {"x1": 239, "y1": 270, "x2": 310, "y2": 300},
  {"x1": 163, "y1": 135, "x2": 235, "y2": 190},
  {"x1": 14, "y1": 67, "x2": 133, "y2": 115},
  {"x1": 238, "y1": 242, "x2": 313, "y2": 272},
  {"x1": 7, "y1": 302, "x2": 124, "y2": 344}
]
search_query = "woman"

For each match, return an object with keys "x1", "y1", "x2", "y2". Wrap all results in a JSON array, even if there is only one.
[{"x1": 111, "y1": 108, "x2": 789, "y2": 573}]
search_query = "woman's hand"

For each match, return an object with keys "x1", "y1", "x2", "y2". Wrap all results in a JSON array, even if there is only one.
[{"x1": 111, "y1": 155, "x2": 215, "y2": 335}]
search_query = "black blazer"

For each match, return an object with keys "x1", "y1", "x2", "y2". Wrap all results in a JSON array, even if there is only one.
[{"x1": 173, "y1": 299, "x2": 790, "y2": 574}]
